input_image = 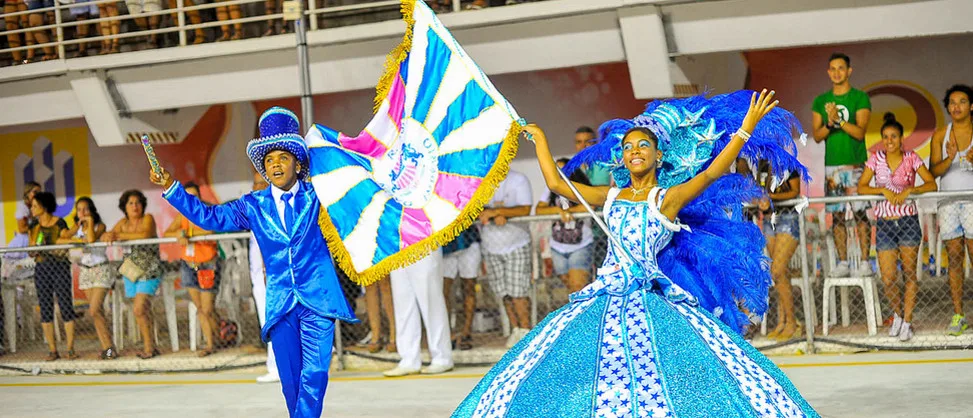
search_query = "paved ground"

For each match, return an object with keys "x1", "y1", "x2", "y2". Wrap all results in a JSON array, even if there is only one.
[{"x1": 1, "y1": 350, "x2": 971, "y2": 417}]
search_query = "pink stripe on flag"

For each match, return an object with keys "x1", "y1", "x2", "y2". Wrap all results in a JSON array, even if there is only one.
[
  {"x1": 434, "y1": 173, "x2": 482, "y2": 210},
  {"x1": 337, "y1": 131, "x2": 388, "y2": 158},
  {"x1": 387, "y1": 72, "x2": 406, "y2": 130},
  {"x1": 400, "y1": 208, "x2": 432, "y2": 247}
]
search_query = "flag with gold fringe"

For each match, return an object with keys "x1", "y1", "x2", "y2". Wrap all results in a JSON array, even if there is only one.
[{"x1": 305, "y1": 0, "x2": 522, "y2": 286}]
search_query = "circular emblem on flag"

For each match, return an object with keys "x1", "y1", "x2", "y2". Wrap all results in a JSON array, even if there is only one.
[{"x1": 373, "y1": 119, "x2": 440, "y2": 208}]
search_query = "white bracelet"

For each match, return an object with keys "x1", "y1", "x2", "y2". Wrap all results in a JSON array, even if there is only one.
[{"x1": 735, "y1": 128, "x2": 752, "y2": 141}]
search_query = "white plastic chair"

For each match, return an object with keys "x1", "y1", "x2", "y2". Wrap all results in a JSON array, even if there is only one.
[{"x1": 820, "y1": 213, "x2": 883, "y2": 336}]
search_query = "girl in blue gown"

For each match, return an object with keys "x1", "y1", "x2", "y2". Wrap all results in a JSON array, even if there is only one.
[{"x1": 453, "y1": 90, "x2": 819, "y2": 417}]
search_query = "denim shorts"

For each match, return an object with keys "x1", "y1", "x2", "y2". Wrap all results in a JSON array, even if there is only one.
[
  {"x1": 123, "y1": 276, "x2": 161, "y2": 298},
  {"x1": 876, "y1": 215, "x2": 922, "y2": 251},
  {"x1": 938, "y1": 200, "x2": 973, "y2": 241},
  {"x1": 180, "y1": 260, "x2": 221, "y2": 293},
  {"x1": 762, "y1": 211, "x2": 800, "y2": 240},
  {"x1": 26, "y1": 0, "x2": 54, "y2": 10},
  {"x1": 551, "y1": 245, "x2": 593, "y2": 276}
]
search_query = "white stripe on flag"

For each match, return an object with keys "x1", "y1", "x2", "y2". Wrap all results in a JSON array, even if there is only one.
[
  {"x1": 310, "y1": 165, "x2": 371, "y2": 207},
  {"x1": 437, "y1": 105, "x2": 510, "y2": 155},
  {"x1": 345, "y1": 192, "x2": 391, "y2": 272},
  {"x1": 422, "y1": 58, "x2": 474, "y2": 133},
  {"x1": 424, "y1": 194, "x2": 461, "y2": 232}
]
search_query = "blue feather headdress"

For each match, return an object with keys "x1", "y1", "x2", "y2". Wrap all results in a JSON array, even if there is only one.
[{"x1": 565, "y1": 90, "x2": 809, "y2": 334}]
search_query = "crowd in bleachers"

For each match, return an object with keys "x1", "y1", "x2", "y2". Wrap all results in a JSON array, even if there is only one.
[{"x1": 0, "y1": 0, "x2": 541, "y2": 66}]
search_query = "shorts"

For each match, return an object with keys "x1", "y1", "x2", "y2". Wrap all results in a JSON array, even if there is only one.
[
  {"x1": 124, "y1": 0, "x2": 161, "y2": 14},
  {"x1": 79, "y1": 263, "x2": 115, "y2": 290},
  {"x1": 483, "y1": 244, "x2": 531, "y2": 298},
  {"x1": 443, "y1": 243, "x2": 481, "y2": 279},
  {"x1": 876, "y1": 215, "x2": 922, "y2": 251},
  {"x1": 551, "y1": 245, "x2": 593, "y2": 276},
  {"x1": 69, "y1": 0, "x2": 98, "y2": 16},
  {"x1": 938, "y1": 200, "x2": 973, "y2": 241},
  {"x1": 762, "y1": 211, "x2": 800, "y2": 240},
  {"x1": 123, "y1": 276, "x2": 161, "y2": 298},
  {"x1": 825, "y1": 165, "x2": 870, "y2": 214},
  {"x1": 25, "y1": 0, "x2": 53, "y2": 11},
  {"x1": 180, "y1": 260, "x2": 221, "y2": 293}
]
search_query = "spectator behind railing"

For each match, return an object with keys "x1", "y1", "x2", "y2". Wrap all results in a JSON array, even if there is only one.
[
  {"x1": 215, "y1": 0, "x2": 243, "y2": 41},
  {"x1": 858, "y1": 112, "x2": 938, "y2": 342},
  {"x1": 167, "y1": 0, "x2": 205, "y2": 44},
  {"x1": 102, "y1": 189, "x2": 162, "y2": 359},
  {"x1": 16, "y1": 181, "x2": 42, "y2": 237},
  {"x1": 125, "y1": 0, "x2": 162, "y2": 48},
  {"x1": 811, "y1": 52, "x2": 873, "y2": 279},
  {"x1": 363, "y1": 275, "x2": 396, "y2": 353},
  {"x1": 750, "y1": 161, "x2": 802, "y2": 342},
  {"x1": 929, "y1": 84, "x2": 973, "y2": 336},
  {"x1": 56, "y1": 197, "x2": 118, "y2": 359},
  {"x1": 535, "y1": 158, "x2": 593, "y2": 294},
  {"x1": 68, "y1": 0, "x2": 98, "y2": 57},
  {"x1": 97, "y1": 0, "x2": 121, "y2": 53},
  {"x1": 28, "y1": 192, "x2": 79, "y2": 361},
  {"x1": 3, "y1": 0, "x2": 32, "y2": 64},
  {"x1": 163, "y1": 182, "x2": 222, "y2": 357},
  {"x1": 441, "y1": 225, "x2": 480, "y2": 351},
  {"x1": 24, "y1": 0, "x2": 56, "y2": 61}
]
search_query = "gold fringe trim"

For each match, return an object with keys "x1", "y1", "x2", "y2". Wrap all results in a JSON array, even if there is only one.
[
  {"x1": 319, "y1": 120, "x2": 522, "y2": 287},
  {"x1": 372, "y1": 0, "x2": 416, "y2": 113}
]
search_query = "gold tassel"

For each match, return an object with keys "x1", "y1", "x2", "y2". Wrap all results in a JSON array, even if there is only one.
[{"x1": 373, "y1": 0, "x2": 416, "y2": 113}]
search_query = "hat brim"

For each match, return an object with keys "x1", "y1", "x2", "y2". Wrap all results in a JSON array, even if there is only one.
[{"x1": 247, "y1": 134, "x2": 310, "y2": 183}]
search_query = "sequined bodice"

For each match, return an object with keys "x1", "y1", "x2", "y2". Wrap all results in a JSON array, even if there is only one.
[{"x1": 571, "y1": 188, "x2": 692, "y2": 302}]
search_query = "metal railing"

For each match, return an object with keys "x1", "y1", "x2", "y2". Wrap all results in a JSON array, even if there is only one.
[
  {"x1": 0, "y1": 0, "x2": 544, "y2": 65},
  {"x1": 4, "y1": 189, "x2": 971, "y2": 373}
]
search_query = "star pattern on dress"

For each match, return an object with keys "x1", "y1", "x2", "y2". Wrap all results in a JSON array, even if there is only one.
[{"x1": 595, "y1": 297, "x2": 633, "y2": 418}]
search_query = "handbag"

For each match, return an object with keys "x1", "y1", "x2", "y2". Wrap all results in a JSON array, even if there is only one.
[
  {"x1": 551, "y1": 220, "x2": 584, "y2": 245},
  {"x1": 119, "y1": 257, "x2": 146, "y2": 281}
]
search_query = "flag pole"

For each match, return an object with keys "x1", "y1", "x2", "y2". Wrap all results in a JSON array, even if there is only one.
[{"x1": 517, "y1": 120, "x2": 636, "y2": 267}]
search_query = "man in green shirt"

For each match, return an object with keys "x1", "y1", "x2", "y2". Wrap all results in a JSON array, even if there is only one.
[{"x1": 812, "y1": 52, "x2": 873, "y2": 278}]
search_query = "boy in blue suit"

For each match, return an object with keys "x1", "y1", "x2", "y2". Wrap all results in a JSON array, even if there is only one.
[{"x1": 150, "y1": 107, "x2": 357, "y2": 417}]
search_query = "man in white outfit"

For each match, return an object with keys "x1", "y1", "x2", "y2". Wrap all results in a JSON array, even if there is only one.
[
  {"x1": 250, "y1": 171, "x2": 279, "y2": 383},
  {"x1": 383, "y1": 249, "x2": 454, "y2": 377}
]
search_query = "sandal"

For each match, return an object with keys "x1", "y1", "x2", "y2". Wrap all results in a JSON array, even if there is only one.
[
  {"x1": 386, "y1": 341, "x2": 397, "y2": 353},
  {"x1": 366, "y1": 340, "x2": 384, "y2": 354},
  {"x1": 136, "y1": 348, "x2": 160, "y2": 359},
  {"x1": 65, "y1": 350, "x2": 80, "y2": 360},
  {"x1": 101, "y1": 346, "x2": 119, "y2": 360},
  {"x1": 197, "y1": 348, "x2": 215, "y2": 358},
  {"x1": 457, "y1": 335, "x2": 473, "y2": 351},
  {"x1": 45, "y1": 351, "x2": 60, "y2": 362}
]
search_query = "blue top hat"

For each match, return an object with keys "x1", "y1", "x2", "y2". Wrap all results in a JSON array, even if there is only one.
[{"x1": 247, "y1": 106, "x2": 310, "y2": 183}]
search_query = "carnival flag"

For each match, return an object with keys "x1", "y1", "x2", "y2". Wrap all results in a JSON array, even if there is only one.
[{"x1": 305, "y1": 0, "x2": 522, "y2": 286}]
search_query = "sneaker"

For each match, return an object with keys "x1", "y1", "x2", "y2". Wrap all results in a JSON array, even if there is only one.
[
  {"x1": 946, "y1": 314, "x2": 968, "y2": 336},
  {"x1": 256, "y1": 373, "x2": 280, "y2": 383},
  {"x1": 854, "y1": 262, "x2": 873, "y2": 277},
  {"x1": 420, "y1": 363, "x2": 454, "y2": 375},
  {"x1": 888, "y1": 313, "x2": 903, "y2": 337},
  {"x1": 830, "y1": 261, "x2": 851, "y2": 278},
  {"x1": 899, "y1": 322, "x2": 914, "y2": 342},
  {"x1": 383, "y1": 366, "x2": 420, "y2": 378}
]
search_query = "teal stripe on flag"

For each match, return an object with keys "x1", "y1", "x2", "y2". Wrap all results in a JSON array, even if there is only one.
[
  {"x1": 411, "y1": 27, "x2": 451, "y2": 125},
  {"x1": 430, "y1": 80, "x2": 495, "y2": 145},
  {"x1": 437, "y1": 142, "x2": 502, "y2": 178},
  {"x1": 308, "y1": 145, "x2": 373, "y2": 176},
  {"x1": 327, "y1": 180, "x2": 382, "y2": 239},
  {"x1": 372, "y1": 200, "x2": 403, "y2": 265}
]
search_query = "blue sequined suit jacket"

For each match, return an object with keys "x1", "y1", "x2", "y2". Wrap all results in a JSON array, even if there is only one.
[{"x1": 163, "y1": 181, "x2": 358, "y2": 341}]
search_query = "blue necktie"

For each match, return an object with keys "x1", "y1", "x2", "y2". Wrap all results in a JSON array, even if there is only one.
[{"x1": 281, "y1": 192, "x2": 295, "y2": 234}]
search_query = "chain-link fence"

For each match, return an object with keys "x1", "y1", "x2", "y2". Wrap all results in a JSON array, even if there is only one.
[
  {"x1": 4, "y1": 191, "x2": 972, "y2": 374},
  {"x1": 0, "y1": 233, "x2": 266, "y2": 373}
]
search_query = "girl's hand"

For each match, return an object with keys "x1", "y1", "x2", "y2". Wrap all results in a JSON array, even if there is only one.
[
  {"x1": 522, "y1": 124, "x2": 547, "y2": 144},
  {"x1": 740, "y1": 89, "x2": 779, "y2": 134},
  {"x1": 559, "y1": 209, "x2": 573, "y2": 224}
]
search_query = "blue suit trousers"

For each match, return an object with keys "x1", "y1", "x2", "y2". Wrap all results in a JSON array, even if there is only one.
[{"x1": 271, "y1": 303, "x2": 335, "y2": 418}]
